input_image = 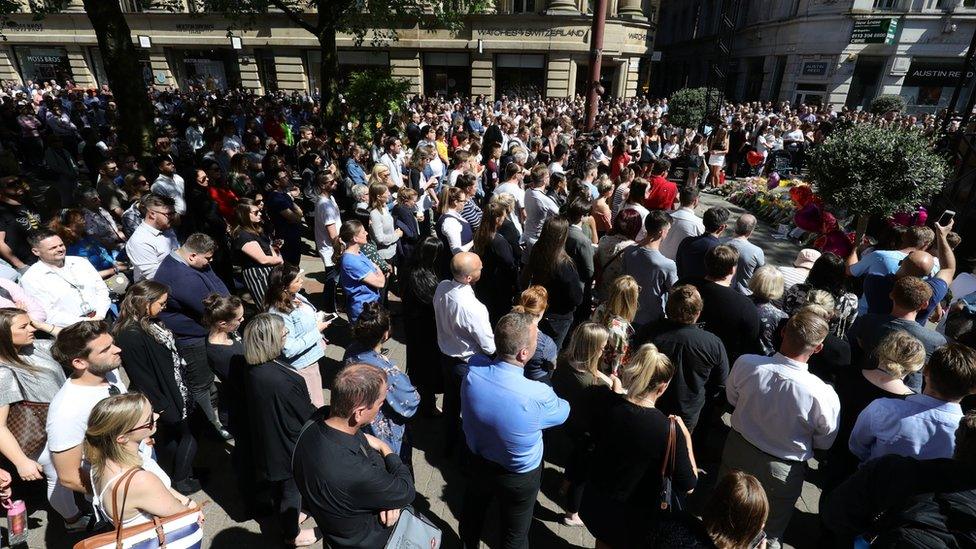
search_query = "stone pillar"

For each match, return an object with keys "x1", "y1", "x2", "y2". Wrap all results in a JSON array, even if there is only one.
[
  {"x1": 471, "y1": 54, "x2": 494, "y2": 99},
  {"x1": 624, "y1": 58, "x2": 640, "y2": 97},
  {"x1": 273, "y1": 52, "x2": 308, "y2": 92},
  {"x1": 65, "y1": 46, "x2": 95, "y2": 88},
  {"x1": 546, "y1": 54, "x2": 575, "y2": 98},
  {"x1": 547, "y1": 0, "x2": 579, "y2": 15},
  {"x1": 63, "y1": 0, "x2": 85, "y2": 12},
  {"x1": 612, "y1": 60, "x2": 627, "y2": 97},
  {"x1": 0, "y1": 47, "x2": 21, "y2": 85},
  {"x1": 617, "y1": 0, "x2": 645, "y2": 19},
  {"x1": 148, "y1": 48, "x2": 176, "y2": 90},
  {"x1": 390, "y1": 51, "x2": 423, "y2": 97},
  {"x1": 238, "y1": 52, "x2": 263, "y2": 93}
]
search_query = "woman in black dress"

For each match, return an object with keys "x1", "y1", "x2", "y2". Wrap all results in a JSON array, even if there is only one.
[
  {"x1": 114, "y1": 280, "x2": 199, "y2": 494},
  {"x1": 520, "y1": 216, "x2": 583, "y2": 349},
  {"x1": 580, "y1": 343, "x2": 698, "y2": 548},
  {"x1": 401, "y1": 236, "x2": 445, "y2": 415},
  {"x1": 473, "y1": 202, "x2": 518, "y2": 326},
  {"x1": 243, "y1": 313, "x2": 319, "y2": 547},
  {"x1": 231, "y1": 198, "x2": 284, "y2": 304}
]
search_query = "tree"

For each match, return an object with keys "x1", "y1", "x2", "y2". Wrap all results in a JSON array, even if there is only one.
[
  {"x1": 204, "y1": 0, "x2": 493, "y2": 131},
  {"x1": 344, "y1": 69, "x2": 410, "y2": 142},
  {"x1": 666, "y1": 87, "x2": 722, "y2": 130},
  {"x1": 869, "y1": 94, "x2": 907, "y2": 115},
  {"x1": 0, "y1": 0, "x2": 169, "y2": 159},
  {"x1": 809, "y1": 124, "x2": 948, "y2": 242}
]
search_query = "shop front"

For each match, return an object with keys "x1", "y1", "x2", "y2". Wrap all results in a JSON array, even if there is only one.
[
  {"x1": 166, "y1": 48, "x2": 241, "y2": 91},
  {"x1": 899, "y1": 57, "x2": 974, "y2": 115},
  {"x1": 12, "y1": 46, "x2": 71, "y2": 84},
  {"x1": 495, "y1": 54, "x2": 546, "y2": 98},
  {"x1": 306, "y1": 50, "x2": 390, "y2": 93},
  {"x1": 423, "y1": 52, "x2": 471, "y2": 97}
]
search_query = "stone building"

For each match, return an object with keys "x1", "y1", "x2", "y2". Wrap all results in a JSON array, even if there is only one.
[
  {"x1": 654, "y1": 0, "x2": 976, "y2": 113},
  {"x1": 0, "y1": 0, "x2": 657, "y2": 99}
]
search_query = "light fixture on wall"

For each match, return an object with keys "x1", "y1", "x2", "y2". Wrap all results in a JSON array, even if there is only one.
[
  {"x1": 230, "y1": 36, "x2": 242, "y2": 50},
  {"x1": 477, "y1": 39, "x2": 484, "y2": 54},
  {"x1": 138, "y1": 35, "x2": 152, "y2": 49}
]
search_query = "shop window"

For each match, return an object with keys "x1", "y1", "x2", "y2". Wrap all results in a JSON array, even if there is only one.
[
  {"x1": 166, "y1": 48, "x2": 241, "y2": 91},
  {"x1": 512, "y1": 0, "x2": 536, "y2": 12},
  {"x1": 496, "y1": 54, "x2": 545, "y2": 98},
  {"x1": 307, "y1": 50, "x2": 389, "y2": 93},
  {"x1": 12, "y1": 46, "x2": 72, "y2": 85},
  {"x1": 423, "y1": 52, "x2": 470, "y2": 97}
]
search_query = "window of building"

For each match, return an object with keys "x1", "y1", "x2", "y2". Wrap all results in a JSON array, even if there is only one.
[
  {"x1": 873, "y1": 0, "x2": 907, "y2": 9},
  {"x1": 118, "y1": 0, "x2": 144, "y2": 11},
  {"x1": 512, "y1": 0, "x2": 536, "y2": 12},
  {"x1": 965, "y1": 0, "x2": 976, "y2": 7},
  {"x1": 496, "y1": 54, "x2": 545, "y2": 98}
]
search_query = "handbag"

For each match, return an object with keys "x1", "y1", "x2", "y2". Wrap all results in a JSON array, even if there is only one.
[
  {"x1": 74, "y1": 468, "x2": 205, "y2": 549},
  {"x1": 658, "y1": 417, "x2": 680, "y2": 513},
  {"x1": 7, "y1": 369, "x2": 49, "y2": 460},
  {"x1": 384, "y1": 506, "x2": 441, "y2": 549}
]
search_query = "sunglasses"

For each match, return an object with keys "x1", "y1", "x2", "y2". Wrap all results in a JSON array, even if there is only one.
[{"x1": 126, "y1": 411, "x2": 157, "y2": 433}]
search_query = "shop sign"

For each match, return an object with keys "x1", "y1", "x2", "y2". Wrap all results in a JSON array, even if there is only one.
[
  {"x1": 477, "y1": 27, "x2": 587, "y2": 39},
  {"x1": 802, "y1": 62, "x2": 829, "y2": 76},
  {"x1": 3, "y1": 22, "x2": 42, "y2": 32},
  {"x1": 903, "y1": 59, "x2": 974, "y2": 87},
  {"x1": 175, "y1": 23, "x2": 215, "y2": 34},
  {"x1": 26, "y1": 55, "x2": 65, "y2": 64},
  {"x1": 850, "y1": 17, "x2": 899, "y2": 44}
]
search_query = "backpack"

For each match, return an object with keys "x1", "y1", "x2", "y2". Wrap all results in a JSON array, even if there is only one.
[{"x1": 869, "y1": 489, "x2": 976, "y2": 548}]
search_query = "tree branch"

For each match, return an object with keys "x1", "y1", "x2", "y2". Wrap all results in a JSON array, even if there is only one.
[{"x1": 268, "y1": 0, "x2": 318, "y2": 35}]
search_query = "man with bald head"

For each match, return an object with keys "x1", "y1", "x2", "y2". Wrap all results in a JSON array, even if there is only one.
[
  {"x1": 723, "y1": 213, "x2": 765, "y2": 294},
  {"x1": 861, "y1": 219, "x2": 955, "y2": 324},
  {"x1": 434, "y1": 251, "x2": 496, "y2": 452}
]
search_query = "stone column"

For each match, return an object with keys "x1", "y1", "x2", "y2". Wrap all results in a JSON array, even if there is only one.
[
  {"x1": 471, "y1": 54, "x2": 495, "y2": 99},
  {"x1": 0, "y1": 48, "x2": 22, "y2": 85},
  {"x1": 546, "y1": 54, "x2": 575, "y2": 98},
  {"x1": 390, "y1": 51, "x2": 423, "y2": 97},
  {"x1": 546, "y1": 0, "x2": 579, "y2": 15},
  {"x1": 617, "y1": 0, "x2": 645, "y2": 19},
  {"x1": 238, "y1": 52, "x2": 263, "y2": 94},
  {"x1": 273, "y1": 52, "x2": 309, "y2": 93},
  {"x1": 65, "y1": 46, "x2": 96, "y2": 88},
  {"x1": 148, "y1": 48, "x2": 176, "y2": 90}
]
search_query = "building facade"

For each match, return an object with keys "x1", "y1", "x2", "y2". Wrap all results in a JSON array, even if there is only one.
[
  {"x1": 654, "y1": 0, "x2": 976, "y2": 113},
  {"x1": 0, "y1": 0, "x2": 657, "y2": 100}
]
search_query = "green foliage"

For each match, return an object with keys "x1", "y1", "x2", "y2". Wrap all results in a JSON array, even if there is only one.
[
  {"x1": 666, "y1": 87, "x2": 722, "y2": 129},
  {"x1": 869, "y1": 94, "x2": 907, "y2": 115},
  {"x1": 809, "y1": 125, "x2": 948, "y2": 218},
  {"x1": 343, "y1": 70, "x2": 409, "y2": 142}
]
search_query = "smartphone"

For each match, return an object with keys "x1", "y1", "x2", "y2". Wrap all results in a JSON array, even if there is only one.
[
  {"x1": 749, "y1": 530, "x2": 767, "y2": 549},
  {"x1": 318, "y1": 312, "x2": 339, "y2": 324},
  {"x1": 938, "y1": 210, "x2": 955, "y2": 226}
]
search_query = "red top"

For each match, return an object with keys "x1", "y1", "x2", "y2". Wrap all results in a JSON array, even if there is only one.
[
  {"x1": 610, "y1": 152, "x2": 630, "y2": 181},
  {"x1": 209, "y1": 186, "x2": 239, "y2": 220},
  {"x1": 644, "y1": 175, "x2": 677, "y2": 211}
]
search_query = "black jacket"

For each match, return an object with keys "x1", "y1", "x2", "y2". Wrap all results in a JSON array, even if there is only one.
[
  {"x1": 117, "y1": 325, "x2": 186, "y2": 426},
  {"x1": 391, "y1": 204, "x2": 421, "y2": 264},
  {"x1": 245, "y1": 359, "x2": 317, "y2": 482}
]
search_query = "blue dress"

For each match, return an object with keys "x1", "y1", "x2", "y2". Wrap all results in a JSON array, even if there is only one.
[
  {"x1": 68, "y1": 237, "x2": 116, "y2": 271},
  {"x1": 343, "y1": 344, "x2": 420, "y2": 457}
]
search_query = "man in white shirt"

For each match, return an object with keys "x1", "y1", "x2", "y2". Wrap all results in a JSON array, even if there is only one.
[
  {"x1": 46, "y1": 321, "x2": 124, "y2": 529},
  {"x1": 521, "y1": 164, "x2": 559, "y2": 262},
  {"x1": 125, "y1": 193, "x2": 179, "y2": 281},
  {"x1": 314, "y1": 172, "x2": 341, "y2": 312},
  {"x1": 378, "y1": 136, "x2": 406, "y2": 188},
  {"x1": 434, "y1": 252, "x2": 495, "y2": 452},
  {"x1": 661, "y1": 186, "x2": 705, "y2": 260},
  {"x1": 719, "y1": 310, "x2": 840, "y2": 549},
  {"x1": 150, "y1": 155, "x2": 186, "y2": 215},
  {"x1": 548, "y1": 143, "x2": 568, "y2": 175},
  {"x1": 493, "y1": 163, "x2": 526, "y2": 229},
  {"x1": 21, "y1": 230, "x2": 110, "y2": 327}
]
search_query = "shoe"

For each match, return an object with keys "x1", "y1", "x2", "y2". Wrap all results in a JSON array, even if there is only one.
[
  {"x1": 218, "y1": 428, "x2": 233, "y2": 441},
  {"x1": 64, "y1": 512, "x2": 98, "y2": 533},
  {"x1": 174, "y1": 478, "x2": 202, "y2": 495}
]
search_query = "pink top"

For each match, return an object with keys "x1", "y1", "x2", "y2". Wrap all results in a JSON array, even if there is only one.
[{"x1": 0, "y1": 278, "x2": 46, "y2": 322}]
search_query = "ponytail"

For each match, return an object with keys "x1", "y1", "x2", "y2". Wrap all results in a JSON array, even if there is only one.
[{"x1": 333, "y1": 219, "x2": 364, "y2": 266}]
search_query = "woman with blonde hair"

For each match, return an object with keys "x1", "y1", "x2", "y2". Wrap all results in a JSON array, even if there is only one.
[
  {"x1": 823, "y1": 329, "x2": 921, "y2": 492},
  {"x1": 750, "y1": 265, "x2": 788, "y2": 356},
  {"x1": 512, "y1": 285, "x2": 559, "y2": 383},
  {"x1": 580, "y1": 343, "x2": 698, "y2": 548},
  {"x1": 367, "y1": 163, "x2": 394, "y2": 189},
  {"x1": 86, "y1": 393, "x2": 198, "y2": 527},
  {"x1": 552, "y1": 322, "x2": 614, "y2": 526},
  {"x1": 366, "y1": 182, "x2": 401, "y2": 264},
  {"x1": 797, "y1": 293, "x2": 852, "y2": 384},
  {"x1": 242, "y1": 313, "x2": 319, "y2": 547},
  {"x1": 707, "y1": 127, "x2": 729, "y2": 188},
  {"x1": 592, "y1": 275, "x2": 639, "y2": 374}
]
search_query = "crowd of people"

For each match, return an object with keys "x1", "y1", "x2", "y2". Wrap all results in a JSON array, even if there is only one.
[{"x1": 0, "y1": 77, "x2": 968, "y2": 549}]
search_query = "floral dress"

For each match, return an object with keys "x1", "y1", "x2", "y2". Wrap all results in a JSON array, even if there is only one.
[
  {"x1": 592, "y1": 304, "x2": 634, "y2": 375},
  {"x1": 753, "y1": 299, "x2": 788, "y2": 356},
  {"x1": 782, "y1": 282, "x2": 859, "y2": 339}
]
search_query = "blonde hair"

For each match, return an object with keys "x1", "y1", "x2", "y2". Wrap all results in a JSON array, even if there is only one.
[
  {"x1": 620, "y1": 344, "x2": 674, "y2": 400},
  {"x1": 749, "y1": 265, "x2": 785, "y2": 301},
  {"x1": 397, "y1": 187, "x2": 418, "y2": 204},
  {"x1": 368, "y1": 183, "x2": 388, "y2": 211},
  {"x1": 512, "y1": 285, "x2": 548, "y2": 317},
  {"x1": 84, "y1": 393, "x2": 150, "y2": 481},
  {"x1": 368, "y1": 164, "x2": 390, "y2": 187},
  {"x1": 805, "y1": 289, "x2": 836, "y2": 315},
  {"x1": 558, "y1": 322, "x2": 610, "y2": 378},
  {"x1": 874, "y1": 331, "x2": 926, "y2": 379},
  {"x1": 784, "y1": 310, "x2": 829, "y2": 350},
  {"x1": 601, "y1": 275, "x2": 639, "y2": 323},
  {"x1": 243, "y1": 313, "x2": 286, "y2": 365},
  {"x1": 489, "y1": 192, "x2": 516, "y2": 216}
]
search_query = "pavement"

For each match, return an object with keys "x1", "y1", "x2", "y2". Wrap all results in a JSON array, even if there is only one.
[{"x1": 24, "y1": 191, "x2": 826, "y2": 549}]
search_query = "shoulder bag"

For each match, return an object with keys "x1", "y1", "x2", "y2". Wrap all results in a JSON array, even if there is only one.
[
  {"x1": 7, "y1": 372, "x2": 48, "y2": 461},
  {"x1": 385, "y1": 506, "x2": 441, "y2": 549},
  {"x1": 73, "y1": 468, "x2": 205, "y2": 549},
  {"x1": 658, "y1": 417, "x2": 680, "y2": 513}
]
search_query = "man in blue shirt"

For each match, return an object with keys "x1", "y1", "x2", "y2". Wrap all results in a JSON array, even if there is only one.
[
  {"x1": 459, "y1": 312, "x2": 569, "y2": 549},
  {"x1": 850, "y1": 342, "x2": 976, "y2": 462}
]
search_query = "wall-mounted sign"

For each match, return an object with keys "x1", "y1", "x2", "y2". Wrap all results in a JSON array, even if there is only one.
[
  {"x1": 476, "y1": 27, "x2": 587, "y2": 40},
  {"x1": 850, "y1": 17, "x2": 900, "y2": 44},
  {"x1": 903, "y1": 59, "x2": 974, "y2": 87},
  {"x1": 802, "y1": 61, "x2": 829, "y2": 76},
  {"x1": 3, "y1": 22, "x2": 42, "y2": 32},
  {"x1": 175, "y1": 24, "x2": 215, "y2": 34}
]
